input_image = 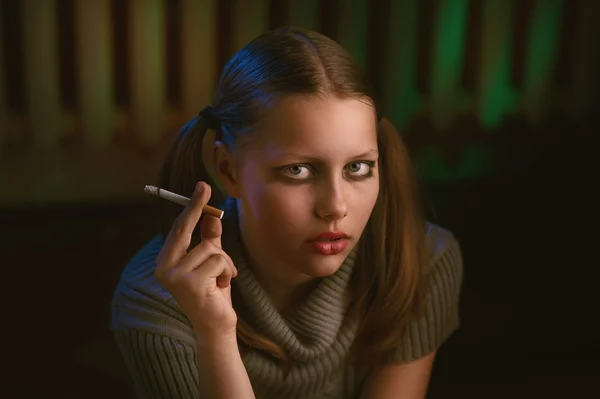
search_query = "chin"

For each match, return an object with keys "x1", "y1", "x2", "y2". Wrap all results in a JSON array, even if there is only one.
[{"x1": 301, "y1": 254, "x2": 346, "y2": 277}]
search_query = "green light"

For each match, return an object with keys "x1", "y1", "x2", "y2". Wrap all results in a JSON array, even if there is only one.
[
  {"x1": 477, "y1": 0, "x2": 517, "y2": 129},
  {"x1": 384, "y1": 0, "x2": 421, "y2": 129},
  {"x1": 337, "y1": 0, "x2": 368, "y2": 69},
  {"x1": 522, "y1": 0, "x2": 562, "y2": 122},
  {"x1": 415, "y1": 144, "x2": 492, "y2": 182},
  {"x1": 430, "y1": 0, "x2": 469, "y2": 130}
]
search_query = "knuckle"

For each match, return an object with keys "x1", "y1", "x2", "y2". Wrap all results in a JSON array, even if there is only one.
[
  {"x1": 210, "y1": 253, "x2": 229, "y2": 266},
  {"x1": 171, "y1": 213, "x2": 190, "y2": 237},
  {"x1": 173, "y1": 222, "x2": 186, "y2": 238},
  {"x1": 164, "y1": 268, "x2": 180, "y2": 286},
  {"x1": 201, "y1": 182, "x2": 212, "y2": 198},
  {"x1": 171, "y1": 213, "x2": 184, "y2": 230},
  {"x1": 194, "y1": 240, "x2": 212, "y2": 252},
  {"x1": 203, "y1": 220, "x2": 221, "y2": 238}
]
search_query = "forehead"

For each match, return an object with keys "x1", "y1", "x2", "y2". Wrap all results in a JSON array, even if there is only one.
[{"x1": 246, "y1": 95, "x2": 378, "y2": 158}]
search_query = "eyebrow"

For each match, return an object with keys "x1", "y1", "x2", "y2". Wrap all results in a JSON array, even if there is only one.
[{"x1": 278, "y1": 149, "x2": 379, "y2": 161}]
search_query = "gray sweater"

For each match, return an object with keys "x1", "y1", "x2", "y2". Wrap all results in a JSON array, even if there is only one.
[{"x1": 111, "y1": 202, "x2": 463, "y2": 398}]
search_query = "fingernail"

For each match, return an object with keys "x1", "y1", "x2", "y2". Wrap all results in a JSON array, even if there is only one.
[{"x1": 195, "y1": 182, "x2": 204, "y2": 193}]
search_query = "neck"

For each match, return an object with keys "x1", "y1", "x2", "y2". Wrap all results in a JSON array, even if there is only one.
[
  {"x1": 240, "y1": 238, "x2": 320, "y2": 313},
  {"x1": 255, "y1": 262, "x2": 320, "y2": 313},
  {"x1": 223, "y1": 196, "x2": 325, "y2": 313}
]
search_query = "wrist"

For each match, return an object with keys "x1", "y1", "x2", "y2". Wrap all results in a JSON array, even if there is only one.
[
  {"x1": 195, "y1": 331, "x2": 255, "y2": 398},
  {"x1": 191, "y1": 315, "x2": 238, "y2": 344},
  {"x1": 196, "y1": 330, "x2": 239, "y2": 353}
]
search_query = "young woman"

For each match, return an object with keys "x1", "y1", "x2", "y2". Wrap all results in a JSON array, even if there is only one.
[{"x1": 111, "y1": 26, "x2": 463, "y2": 398}]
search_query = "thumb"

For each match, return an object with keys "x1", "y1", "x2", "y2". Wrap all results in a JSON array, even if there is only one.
[{"x1": 200, "y1": 212, "x2": 223, "y2": 249}]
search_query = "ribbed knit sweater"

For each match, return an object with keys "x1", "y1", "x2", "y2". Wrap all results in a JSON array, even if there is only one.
[{"x1": 111, "y1": 199, "x2": 463, "y2": 398}]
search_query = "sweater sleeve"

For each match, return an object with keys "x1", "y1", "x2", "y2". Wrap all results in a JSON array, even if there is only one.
[
  {"x1": 114, "y1": 328, "x2": 200, "y2": 399},
  {"x1": 110, "y1": 235, "x2": 201, "y2": 398},
  {"x1": 387, "y1": 229, "x2": 464, "y2": 364}
]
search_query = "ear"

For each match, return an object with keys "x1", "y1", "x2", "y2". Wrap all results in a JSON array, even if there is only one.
[
  {"x1": 200, "y1": 129, "x2": 225, "y2": 194},
  {"x1": 213, "y1": 140, "x2": 243, "y2": 198}
]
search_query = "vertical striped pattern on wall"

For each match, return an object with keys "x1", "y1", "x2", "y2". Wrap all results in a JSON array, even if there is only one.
[{"x1": 0, "y1": 0, "x2": 597, "y2": 204}]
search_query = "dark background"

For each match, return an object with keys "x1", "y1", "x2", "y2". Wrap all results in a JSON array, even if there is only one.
[{"x1": 2, "y1": 0, "x2": 598, "y2": 397}]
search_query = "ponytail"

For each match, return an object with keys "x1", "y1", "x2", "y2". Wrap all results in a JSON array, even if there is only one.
[{"x1": 157, "y1": 115, "x2": 226, "y2": 239}]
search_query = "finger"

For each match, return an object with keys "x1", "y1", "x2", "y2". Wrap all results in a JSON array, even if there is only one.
[
  {"x1": 160, "y1": 182, "x2": 211, "y2": 266},
  {"x1": 174, "y1": 181, "x2": 212, "y2": 241},
  {"x1": 177, "y1": 240, "x2": 225, "y2": 270},
  {"x1": 179, "y1": 241, "x2": 238, "y2": 278},
  {"x1": 193, "y1": 253, "x2": 235, "y2": 288},
  {"x1": 158, "y1": 242, "x2": 232, "y2": 287},
  {"x1": 200, "y1": 211, "x2": 223, "y2": 249}
]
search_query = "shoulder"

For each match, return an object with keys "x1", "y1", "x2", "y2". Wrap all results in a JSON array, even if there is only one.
[
  {"x1": 425, "y1": 222, "x2": 463, "y2": 285},
  {"x1": 425, "y1": 222, "x2": 461, "y2": 265},
  {"x1": 386, "y1": 223, "x2": 463, "y2": 364},
  {"x1": 422, "y1": 222, "x2": 463, "y2": 311},
  {"x1": 110, "y1": 235, "x2": 195, "y2": 345}
]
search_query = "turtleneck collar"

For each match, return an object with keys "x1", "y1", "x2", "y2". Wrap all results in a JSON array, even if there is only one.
[{"x1": 219, "y1": 197, "x2": 360, "y2": 395}]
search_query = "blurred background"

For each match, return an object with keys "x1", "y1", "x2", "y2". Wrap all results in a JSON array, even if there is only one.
[{"x1": 1, "y1": 0, "x2": 598, "y2": 397}]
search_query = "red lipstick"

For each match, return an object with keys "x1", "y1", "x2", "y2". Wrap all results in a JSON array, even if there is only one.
[{"x1": 307, "y1": 232, "x2": 349, "y2": 255}]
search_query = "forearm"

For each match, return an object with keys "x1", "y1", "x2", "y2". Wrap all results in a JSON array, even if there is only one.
[{"x1": 196, "y1": 335, "x2": 255, "y2": 399}]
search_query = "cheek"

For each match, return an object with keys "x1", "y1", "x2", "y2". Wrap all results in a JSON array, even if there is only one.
[
  {"x1": 256, "y1": 187, "x2": 312, "y2": 233},
  {"x1": 353, "y1": 180, "x2": 379, "y2": 222},
  {"x1": 240, "y1": 167, "x2": 312, "y2": 236}
]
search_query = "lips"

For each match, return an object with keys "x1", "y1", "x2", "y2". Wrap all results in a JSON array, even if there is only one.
[
  {"x1": 310, "y1": 232, "x2": 349, "y2": 242},
  {"x1": 308, "y1": 232, "x2": 350, "y2": 255}
]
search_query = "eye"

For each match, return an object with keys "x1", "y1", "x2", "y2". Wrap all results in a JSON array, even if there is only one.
[
  {"x1": 282, "y1": 164, "x2": 312, "y2": 179},
  {"x1": 345, "y1": 161, "x2": 373, "y2": 177}
]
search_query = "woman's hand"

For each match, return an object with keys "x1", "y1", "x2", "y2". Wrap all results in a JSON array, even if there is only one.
[{"x1": 155, "y1": 181, "x2": 238, "y2": 340}]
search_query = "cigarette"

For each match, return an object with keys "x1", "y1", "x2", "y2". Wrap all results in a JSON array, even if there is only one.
[{"x1": 144, "y1": 185, "x2": 224, "y2": 219}]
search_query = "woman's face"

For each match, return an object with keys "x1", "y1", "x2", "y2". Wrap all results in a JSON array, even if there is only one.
[{"x1": 233, "y1": 95, "x2": 379, "y2": 281}]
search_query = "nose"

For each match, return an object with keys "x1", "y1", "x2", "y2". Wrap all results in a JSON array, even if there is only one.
[{"x1": 315, "y1": 177, "x2": 348, "y2": 221}]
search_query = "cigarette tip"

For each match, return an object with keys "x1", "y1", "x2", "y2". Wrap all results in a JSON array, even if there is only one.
[{"x1": 144, "y1": 185, "x2": 159, "y2": 196}]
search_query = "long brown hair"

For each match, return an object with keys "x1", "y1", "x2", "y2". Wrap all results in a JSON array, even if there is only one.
[{"x1": 158, "y1": 27, "x2": 429, "y2": 365}]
